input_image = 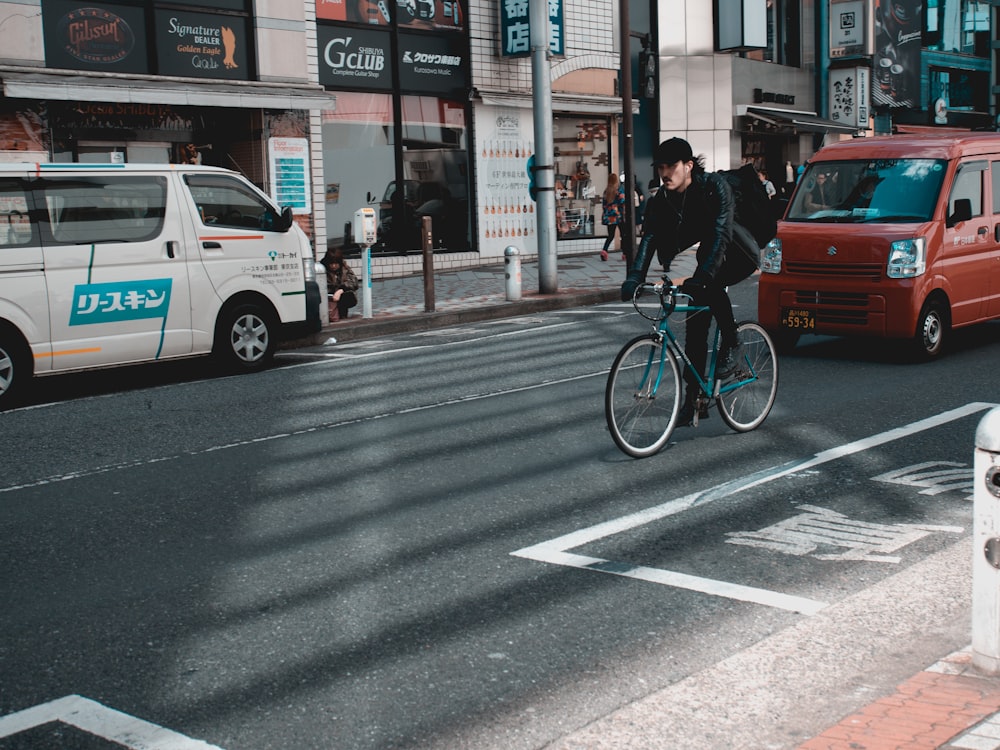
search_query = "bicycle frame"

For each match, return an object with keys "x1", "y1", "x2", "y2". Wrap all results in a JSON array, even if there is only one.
[{"x1": 643, "y1": 285, "x2": 759, "y2": 401}]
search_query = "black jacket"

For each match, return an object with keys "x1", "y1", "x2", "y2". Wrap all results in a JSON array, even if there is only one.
[{"x1": 631, "y1": 170, "x2": 735, "y2": 285}]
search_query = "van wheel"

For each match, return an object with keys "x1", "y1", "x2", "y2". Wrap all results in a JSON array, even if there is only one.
[
  {"x1": 912, "y1": 299, "x2": 948, "y2": 360},
  {"x1": 0, "y1": 328, "x2": 31, "y2": 409},
  {"x1": 214, "y1": 303, "x2": 277, "y2": 372}
]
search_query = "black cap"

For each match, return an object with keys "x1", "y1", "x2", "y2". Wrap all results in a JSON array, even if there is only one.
[{"x1": 652, "y1": 137, "x2": 693, "y2": 166}]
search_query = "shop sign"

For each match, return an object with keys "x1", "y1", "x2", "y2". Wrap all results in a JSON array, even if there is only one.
[
  {"x1": 154, "y1": 9, "x2": 249, "y2": 80},
  {"x1": 317, "y1": 0, "x2": 465, "y2": 32},
  {"x1": 268, "y1": 138, "x2": 312, "y2": 215},
  {"x1": 829, "y1": 66, "x2": 870, "y2": 128},
  {"x1": 873, "y1": 0, "x2": 921, "y2": 107},
  {"x1": 318, "y1": 26, "x2": 393, "y2": 90},
  {"x1": 42, "y1": 1, "x2": 149, "y2": 74},
  {"x1": 499, "y1": 0, "x2": 564, "y2": 57},
  {"x1": 397, "y1": 32, "x2": 468, "y2": 97},
  {"x1": 829, "y1": 0, "x2": 866, "y2": 58}
]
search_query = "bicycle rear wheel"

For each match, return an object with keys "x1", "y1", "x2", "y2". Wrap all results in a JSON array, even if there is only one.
[
  {"x1": 717, "y1": 321, "x2": 778, "y2": 432},
  {"x1": 605, "y1": 334, "x2": 681, "y2": 457}
]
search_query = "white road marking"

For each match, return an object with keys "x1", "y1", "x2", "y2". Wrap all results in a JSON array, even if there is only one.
[
  {"x1": 0, "y1": 368, "x2": 611, "y2": 493},
  {"x1": 872, "y1": 461, "x2": 974, "y2": 499},
  {"x1": 0, "y1": 694, "x2": 223, "y2": 749},
  {"x1": 512, "y1": 402, "x2": 996, "y2": 614},
  {"x1": 725, "y1": 504, "x2": 963, "y2": 563}
]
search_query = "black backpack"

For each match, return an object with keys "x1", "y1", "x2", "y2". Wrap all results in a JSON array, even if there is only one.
[{"x1": 717, "y1": 164, "x2": 778, "y2": 249}]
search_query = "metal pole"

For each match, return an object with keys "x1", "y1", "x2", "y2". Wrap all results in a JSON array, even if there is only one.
[
  {"x1": 422, "y1": 216, "x2": 435, "y2": 312},
  {"x1": 361, "y1": 244, "x2": 372, "y2": 319},
  {"x1": 972, "y1": 407, "x2": 1000, "y2": 674},
  {"x1": 619, "y1": 0, "x2": 636, "y2": 266},
  {"x1": 529, "y1": 0, "x2": 557, "y2": 293}
]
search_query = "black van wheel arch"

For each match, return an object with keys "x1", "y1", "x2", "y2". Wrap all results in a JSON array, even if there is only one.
[
  {"x1": 0, "y1": 323, "x2": 32, "y2": 408},
  {"x1": 213, "y1": 299, "x2": 279, "y2": 371},
  {"x1": 913, "y1": 296, "x2": 950, "y2": 360}
]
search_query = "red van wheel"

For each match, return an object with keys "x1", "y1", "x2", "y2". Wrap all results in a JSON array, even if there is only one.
[{"x1": 913, "y1": 300, "x2": 948, "y2": 360}]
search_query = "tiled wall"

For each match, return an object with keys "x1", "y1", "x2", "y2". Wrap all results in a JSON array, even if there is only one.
[{"x1": 469, "y1": 0, "x2": 619, "y2": 93}]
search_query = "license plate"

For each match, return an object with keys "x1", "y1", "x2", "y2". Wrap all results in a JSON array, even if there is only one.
[{"x1": 781, "y1": 307, "x2": 815, "y2": 330}]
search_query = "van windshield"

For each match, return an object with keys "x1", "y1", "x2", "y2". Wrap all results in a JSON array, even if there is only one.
[{"x1": 787, "y1": 158, "x2": 947, "y2": 223}]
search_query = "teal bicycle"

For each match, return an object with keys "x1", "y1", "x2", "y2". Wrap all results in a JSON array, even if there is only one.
[{"x1": 605, "y1": 280, "x2": 778, "y2": 458}]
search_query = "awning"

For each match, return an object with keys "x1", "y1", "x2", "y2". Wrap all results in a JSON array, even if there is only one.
[
  {"x1": 737, "y1": 104, "x2": 861, "y2": 134},
  {"x1": 479, "y1": 91, "x2": 638, "y2": 115},
  {"x1": 0, "y1": 68, "x2": 337, "y2": 110}
]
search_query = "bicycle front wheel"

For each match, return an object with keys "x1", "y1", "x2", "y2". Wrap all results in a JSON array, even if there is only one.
[
  {"x1": 605, "y1": 334, "x2": 681, "y2": 458},
  {"x1": 717, "y1": 321, "x2": 778, "y2": 432}
]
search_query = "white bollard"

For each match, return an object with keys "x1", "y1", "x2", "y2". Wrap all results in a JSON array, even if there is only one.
[
  {"x1": 505, "y1": 246, "x2": 522, "y2": 301},
  {"x1": 971, "y1": 406, "x2": 1000, "y2": 674}
]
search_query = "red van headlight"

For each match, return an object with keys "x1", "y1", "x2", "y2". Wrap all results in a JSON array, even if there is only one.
[{"x1": 887, "y1": 237, "x2": 926, "y2": 278}]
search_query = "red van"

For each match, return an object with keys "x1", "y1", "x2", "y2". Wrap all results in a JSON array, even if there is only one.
[{"x1": 758, "y1": 133, "x2": 1000, "y2": 358}]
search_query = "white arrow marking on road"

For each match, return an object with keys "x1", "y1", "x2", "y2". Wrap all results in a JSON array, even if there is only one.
[{"x1": 0, "y1": 694, "x2": 223, "y2": 749}]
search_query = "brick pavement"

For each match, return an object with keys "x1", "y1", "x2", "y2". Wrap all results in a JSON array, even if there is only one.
[{"x1": 800, "y1": 650, "x2": 1000, "y2": 750}]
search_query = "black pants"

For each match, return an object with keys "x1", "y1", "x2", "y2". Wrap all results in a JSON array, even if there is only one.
[
  {"x1": 684, "y1": 282, "x2": 737, "y2": 389},
  {"x1": 682, "y1": 228, "x2": 759, "y2": 388}
]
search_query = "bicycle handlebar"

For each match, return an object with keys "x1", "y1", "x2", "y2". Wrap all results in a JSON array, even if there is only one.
[{"x1": 632, "y1": 277, "x2": 695, "y2": 320}]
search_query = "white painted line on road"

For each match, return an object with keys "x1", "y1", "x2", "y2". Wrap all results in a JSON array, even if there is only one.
[
  {"x1": 0, "y1": 694, "x2": 223, "y2": 749},
  {"x1": 0, "y1": 367, "x2": 611, "y2": 493},
  {"x1": 512, "y1": 402, "x2": 996, "y2": 614}
]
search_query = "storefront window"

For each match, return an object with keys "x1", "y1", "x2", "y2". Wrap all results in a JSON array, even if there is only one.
[
  {"x1": 926, "y1": 0, "x2": 991, "y2": 55},
  {"x1": 398, "y1": 95, "x2": 469, "y2": 251},
  {"x1": 321, "y1": 92, "x2": 395, "y2": 252},
  {"x1": 553, "y1": 116, "x2": 609, "y2": 240}
]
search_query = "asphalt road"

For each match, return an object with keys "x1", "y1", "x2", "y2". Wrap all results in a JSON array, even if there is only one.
[{"x1": 2, "y1": 282, "x2": 999, "y2": 749}]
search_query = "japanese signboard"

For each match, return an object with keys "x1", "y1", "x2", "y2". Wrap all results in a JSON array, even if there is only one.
[
  {"x1": 829, "y1": 0, "x2": 866, "y2": 58},
  {"x1": 318, "y1": 25, "x2": 393, "y2": 90},
  {"x1": 829, "y1": 66, "x2": 870, "y2": 129},
  {"x1": 499, "y1": 0, "x2": 564, "y2": 57},
  {"x1": 154, "y1": 9, "x2": 249, "y2": 80},
  {"x1": 397, "y1": 32, "x2": 468, "y2": 97},
  {"x1": 268, "y1": 138, "x2": 312, "y2": 214}
]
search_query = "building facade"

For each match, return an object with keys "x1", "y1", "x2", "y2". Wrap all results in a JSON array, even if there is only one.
[{"x1": 0, "y1": 1, "x2": 995, "y2": 281}]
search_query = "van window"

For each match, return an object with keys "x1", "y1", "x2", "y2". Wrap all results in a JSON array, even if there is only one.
[
  {"x1": 992, "y1": 161, "x2": 1000, "y2": 214},
  {"x1": 184, "y1": 175, "x2": 282, "y2": 231},
  {"x1": 40, "y1": 176, "x2": 167, "y2": 245},
  {"x1": 0, "y1": 180, "x2": 33, "y2": 247},
  {"x1": 787, "y1": 159, "x2": 946, "y2": 223},
  {"x1": 949, "y1": 163, "x2": 984, "y2": 218}
]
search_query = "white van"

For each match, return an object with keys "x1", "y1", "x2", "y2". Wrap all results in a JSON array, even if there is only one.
[{"x1": 0, "y1": 163, "x2": 321, "y2": 407}]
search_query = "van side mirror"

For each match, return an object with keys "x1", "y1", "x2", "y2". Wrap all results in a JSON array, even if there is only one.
[
  {"x1": 367, "y1": 191, "x2": 375, "y2": 204},
  {"x1": 947, "y1": 198, "x2": 973, "y2": 227},
  {"x1": 279, "y1": 206, "x2": 294, "y2": 231}
]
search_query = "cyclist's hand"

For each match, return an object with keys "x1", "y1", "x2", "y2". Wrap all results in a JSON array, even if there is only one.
[{"x1": 621, "y1": 275, "x2": 642, "y2": 301}]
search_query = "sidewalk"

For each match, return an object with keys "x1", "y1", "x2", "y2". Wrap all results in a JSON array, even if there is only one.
[
  {"x1": 289, "y1": 249, "x2": 1000, "y2": 750},
  {"x1": 288, "y1": 248, "x2": 696, "y2": 345}
]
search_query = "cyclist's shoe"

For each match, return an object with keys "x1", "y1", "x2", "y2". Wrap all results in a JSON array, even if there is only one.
[
  {"x1": 716, "y1": 334, "x2": 743, "y2": 377},
  {"x1": 677, "y1": 393, "x2": 710, "y2": 427}
]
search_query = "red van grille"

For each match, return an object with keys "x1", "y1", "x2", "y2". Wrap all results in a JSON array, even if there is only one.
[
  {"x1": 792, "y1": 291, "x2": 871, "y2": 327},
  {"x1": 784, "y1": 261, "x2": 883, "y2": 281}
]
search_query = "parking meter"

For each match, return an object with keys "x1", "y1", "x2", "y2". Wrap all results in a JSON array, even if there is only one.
[{"x1": 353, "y1": 207, "x2": 376, "y2": 318}]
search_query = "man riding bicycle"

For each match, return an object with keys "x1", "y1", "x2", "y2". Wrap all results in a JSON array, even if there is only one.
[{"x1": 621, "y1": 137, "x2": 758, "y2": 426}]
